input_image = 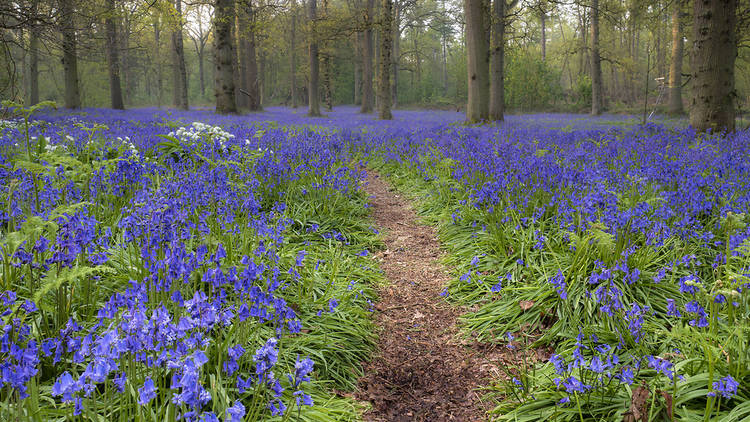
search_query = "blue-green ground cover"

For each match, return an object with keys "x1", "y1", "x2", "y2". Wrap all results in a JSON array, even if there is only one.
[{"x1": 1, "y1": 105, "x2": 749, "y2": 421}]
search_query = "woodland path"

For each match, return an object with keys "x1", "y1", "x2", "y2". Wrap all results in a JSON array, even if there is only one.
[{"x1": 356, "y1": 170, "x2": 508, "y2": 422}]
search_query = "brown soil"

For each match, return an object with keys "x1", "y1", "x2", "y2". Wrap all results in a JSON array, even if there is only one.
[{"x1": 356, "y1": 171, "x2": 509, "y2": 422}]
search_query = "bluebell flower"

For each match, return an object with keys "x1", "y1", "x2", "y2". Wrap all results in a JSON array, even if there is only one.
[
  {"x1": 268, "y1": 399, "x2": 286, "y2": 416},
  {"x1": 666, "y1": 299, "x2": 681, "y2": 317},
  {"x1": 328, "y1": 298, "x2": 339, "y2": 313},
  {"x1": 225, "y1": 400, "x2": 245, "y2": 422},
  {"x1": 709, "y1": 375, "x2": 739, "y2": 399},
  {"x1": 138, "y1": 377, "x2": 157, "y2": 405},
  {"x1": 548, "y1": 270, "x2": 568, "y2": 300}
]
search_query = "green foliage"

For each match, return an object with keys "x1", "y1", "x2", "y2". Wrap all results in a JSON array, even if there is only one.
[
  {"x1": 505, "y1": 51, "x2": 564, "y2": 111},
  {"x1": 573, "y1": 75, "x2": 592, "y2": 111}
]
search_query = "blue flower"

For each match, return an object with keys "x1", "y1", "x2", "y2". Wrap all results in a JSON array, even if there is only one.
[
  {"x1": 549, "y1": 270, "x2": 567, "y2": 300},
  {"x1": 138, "y1": 377, "x2": 157, "y2": 405},
  {"x1": 709, "y1": 375, "x2": 739, "y2": 399},
  {"x1": 225, "y1": 400, "x2": 245, "y2": 422},
  {"x1": 328, "y1": 298, "x2": 339, "y2": 313}
]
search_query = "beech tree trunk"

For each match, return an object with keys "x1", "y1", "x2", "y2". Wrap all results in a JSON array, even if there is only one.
[
  {"x1": 28, "y1": 0, "x2": 39, "y2": 105},
  {"x1": 354, "y1": 33, "x2": 361, "y2": 105},
  {"x1": 308, "y1": 0, "x2": 321, "y2": 116},
  {"x1": 154, "y1": 17, "x2": 163, "y2": 107},
  {"x1": 234, "y1": 19, "x2": 245, "y2": 109},
  {"x1": 121, "y1": 15, "x2": 131, "y2": 103},
  {"x1": 590, "y1": 0, "x2": 603, "y2": 115},
  {"x1": 392, "y1": 0, "x2": 399, "y2": 107},
  {"x1": 105, "y1": 0, "x2": 125, "y2": 109},
  {"x1": 360, "y1": 0, "x2": 374, "y2": 113},
  {"x1": 489, "y1": 0, "x2": 504, "y2": 121},
  {"x1": 378, "y1": 0, "x2": 393, "y2": 119},
  {"x1": 668, "y1": 0, "x2": 684, "y2": 115},
  {"x1": 464, "y1": 0, "x2": 489, "y2": 122},
  {"x1": 239, "y1": 0, "x2": 262, "y2": 111},
  {"x1": 259, "y1": 49, "x2": 266, "y2": 106},
  {"x1": 214, "y1": 0, "x2": 237, "y2": 113},
  {"x1": 690, "y1": 0, "x2": 736, "y2": 132},
  {"x1": 59, "y1": 0, "x2": 81, "y2": 108},
  {"x1": 172, "y1": 0, "x2": 189, "y2": 109},
  {"x1": 198, "y1": 44, "x2": 205, "y2": 97},
  {"x1": 540, "y1": 8, "x2": 546, "y2": 61},
  {"x1": 290, "y1": 0, "x2": 298, "y2": 108}
]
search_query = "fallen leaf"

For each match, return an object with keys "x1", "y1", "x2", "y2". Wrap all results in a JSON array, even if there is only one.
[
  {"x1": 659, "y1": 390, "x2": 673, "y2": 420},
  {"x1": 519, "y1": 300, "x2": 535, "y2": 311},
  {"x1": 624, "y1": 384, "x2": 650, "y2": 422}
]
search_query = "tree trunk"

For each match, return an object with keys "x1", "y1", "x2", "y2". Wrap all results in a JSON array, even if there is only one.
[
  {"x1": 259, "y1": 49, "x2": 266, "y2": 106},
  {"x1": 489, "y1": 0, "x2": 504, "y2": 121},
  {"x1": 239, "y1": 0, "x2": 262, "y2": 111},
  {"x1": 668, "y1": 0, "x2": 684, "y2": 115},
  {"x1": 464, "y1": 0, "x2": 489, "y2": 122},
  {"x1": 540, "y1": 7, "x2": 546, "y2": 61},
  {"x1": 59, "y1": 0, "x2": 81, "y2": 108},
  {"x1": 690, "y1": 0, "x2": 736, "y2": 132},
  {"x1": 413, "y1": 31, "x2": 421, "y2": 101},
  {"x1": 105, "y1": 0, "x2": 125, "y2": 109},
  {"x1": 392, "y1": 0, "x2": 399, "y2": 106},
  {"x1": 290, "y1": 0, "x2": 298, "y2": 108},
  {"x1": 236, "y1": 17, "x2": 248, "y2": 109},
  {"x1": 440, "y1": 0, "x2": 448, "y2": 96},
  {"x1": 154, "y1": 17, "x2": 163, "y2": 107},
  {"x1": 360, "y1": 0, "x2": 374, "y2": 113},
  {"x1": 321, "y1": 0, "x2": 333, "y2": 111},
  {"x1": 29, "y1": 0, "x2": 39, "y2": 105},
  {"x1": 308, "y1": 0, "x2": 321, "y2": 116},
  {"x1": 172, "y1": 0, "x2": 189, "y2": 109},
  {"x1": 374, "y1": 28, "x2": 380, "y2": 111},
  {"x1": 378, "y1": 0, "x2": 393, "y2": 119},
  {"x1": 323, "y1": 53, "x2": 333, "y2": 111},
  {"x1": 590, "y1": 0, "x2": 603, "y2": 115},
  {"x1": 198, "y1": 44, "x2": 205, "y2": 97},
  {"x1": 121, "y1": 14, "x2": 131, "y2": 104},
  {"x1": 214, "y1": 0, "x2": 237, "y2": 113},
  {"x1": 354, "y1": 33, "x2": 361, "y2": 105}
]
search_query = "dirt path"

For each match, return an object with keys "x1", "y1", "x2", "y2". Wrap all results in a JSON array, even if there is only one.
[{"x1": 356, "y1": 171, "x2": 504, "y2": 422}]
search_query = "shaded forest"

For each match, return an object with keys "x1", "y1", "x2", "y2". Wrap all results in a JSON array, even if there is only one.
[{"x1": 1, "y1": 0, "x2": 749, "y2": 130}]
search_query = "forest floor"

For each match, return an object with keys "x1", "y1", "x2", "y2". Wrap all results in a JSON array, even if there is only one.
[{"x1": 355, "y1": 171, "x2": 513, "y2": 421}]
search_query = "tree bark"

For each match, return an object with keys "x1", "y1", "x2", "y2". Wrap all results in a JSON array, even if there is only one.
[
  {"x1": 154, "y1": 16, "x2": 163, "y2": 107},
  {"x1": 28, "y1": 0, "x2": 39, "y2": 105},
  {"x1": 378, "y1": 0, "x2": 393, "y2": 119},
  {"x1": 59, "y1": 0, "x2": 81, "y2": 108},
  {"x1": 360, "y1": 0, "x2": 374, "y2": 113},
  {"x1": 690, "y1": 0, "x2": 736, "y2": 132},
  {"x1": 172, "y1": 0, "x2": 189, "y2": 109},
  {"x1": 668, "y1": 0, "x2": 684, "y2": 115},
  {"x1": 464, "y1": 0, "x2": 489, "y2": 122},
  {"x1": 259, "y1": 49, "x2": 266, "y2": 106},
  {"x1": 308, "y1": 0, "x2": 321, "y2": 116},
  {"x1": 198, "y1": 44, "x2": 205, "y2": 97},
  {"x1": 238, "y1": 0, "x2": 262, "y2": 111},
  {"x1": 321, "y1": 0, "x2": 333, "y2": 111},
  {"x1": 540, "y1": 7, "x2": 546, "y2": 61},
  {"x1": 121, "y1": 14, "x2": 131, "y2": 103},
  {"x1": 489, "y1": 0, "x2": 504, "y2": 121},
  {"x1": 236, "y1": 15, "x2": 248, "y2": 109},
  {"x1": 105, "y1": 0, "x2": 125, "y2": 109},
  {"x1": 214, "y1": 0, "x2": 237, "y2": 113},
  {"x1": 392, "y1": 0, "x2": 399, "y2": 106},
  {"x1": 290, "y1": 0, "x2": 298, "y2": 108},
  {"x1": 354, "y1": 33, "x2": 361, "y2": 105},
  {"x1": 590, "y1": 0, "x2": 603, "y2": 115}
]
